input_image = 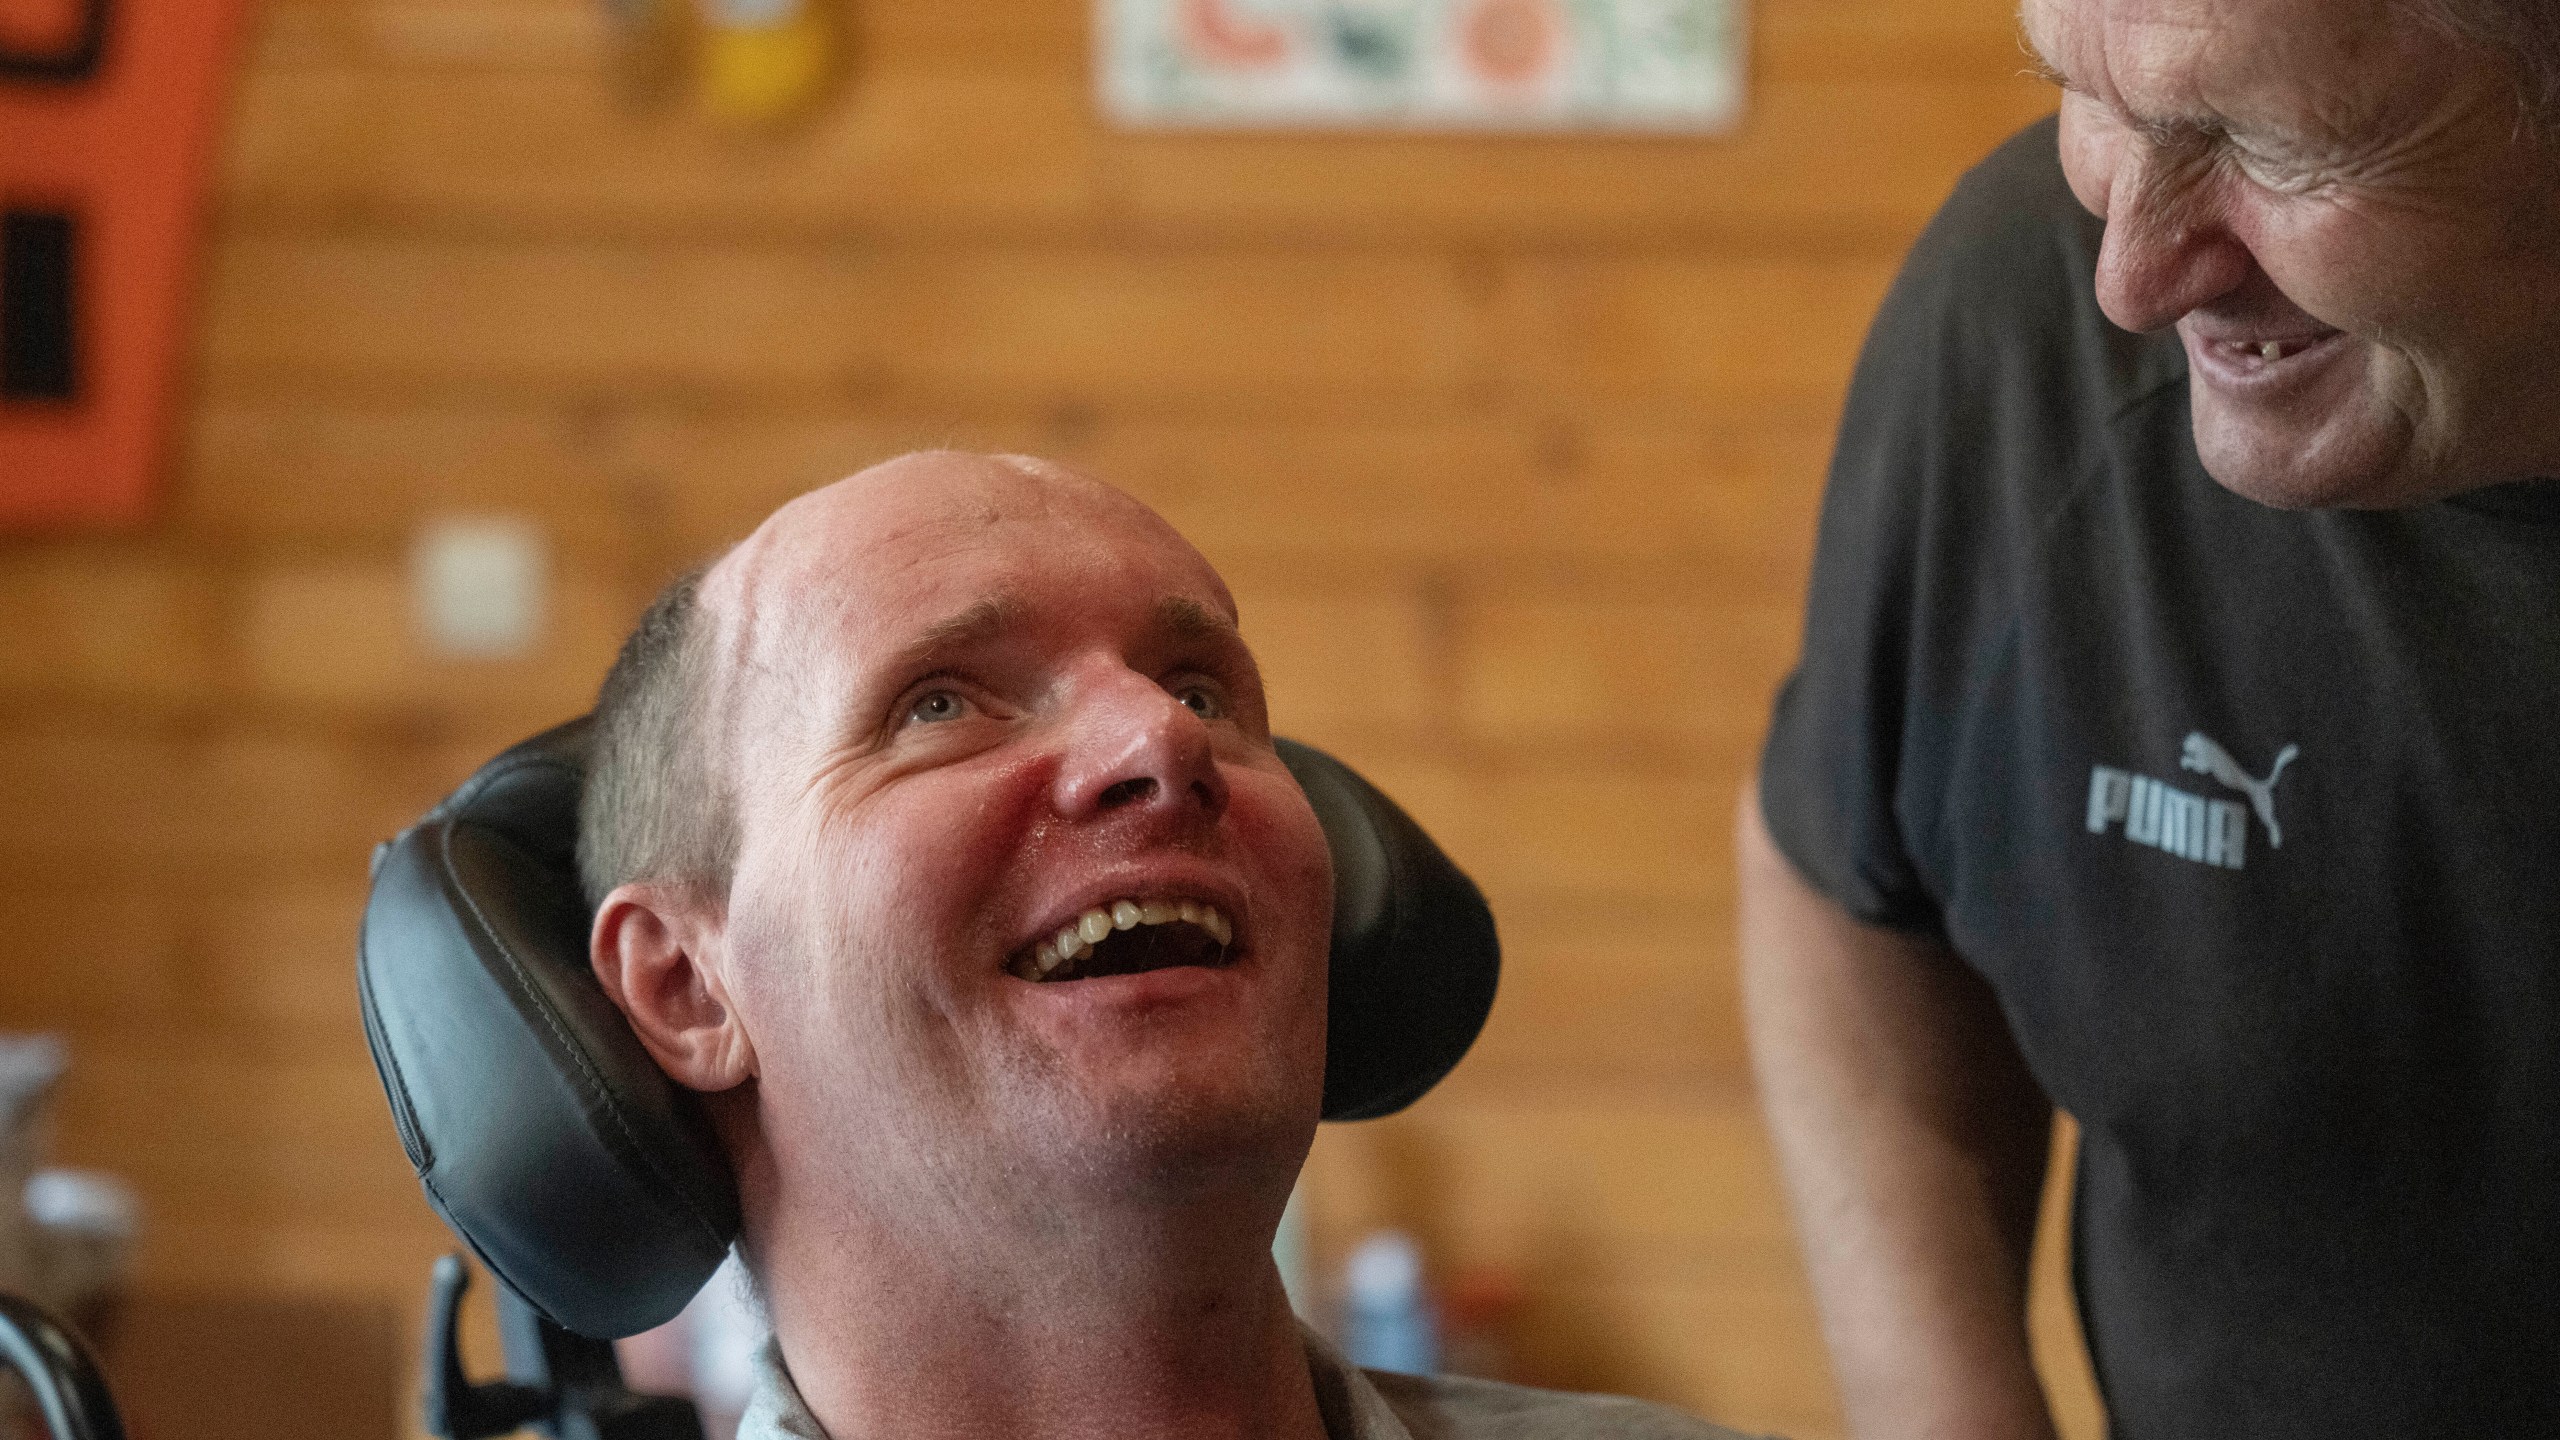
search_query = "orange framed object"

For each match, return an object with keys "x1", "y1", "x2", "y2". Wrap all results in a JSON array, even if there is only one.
[{"x1": 2, "y1": 0, "x2": 251, "y2": 530}]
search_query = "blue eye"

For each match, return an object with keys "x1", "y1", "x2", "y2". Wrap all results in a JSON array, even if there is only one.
[
  {"x1": 907, "y1": 689, "x2": 971, "y2": 724},
  {"x1": 1176, "y1": 684, "x2": 1226, "y2": 720}
]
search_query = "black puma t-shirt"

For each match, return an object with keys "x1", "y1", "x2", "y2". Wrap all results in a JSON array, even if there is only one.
[{"x1": 1760, "y1": 118, "x2": 2560, "y2": 1438}]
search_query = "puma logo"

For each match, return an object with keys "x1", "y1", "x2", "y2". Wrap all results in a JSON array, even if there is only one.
[
  {"x1": 2086, "y1": 733, "x2": 2302, "y2": 871},
  {"x1": 2179, "y1": 733, "x2": 2300, "y2": 849}
]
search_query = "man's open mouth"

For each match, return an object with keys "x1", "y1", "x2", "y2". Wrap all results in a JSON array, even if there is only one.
[{"x1": 1008, "y1": 897, "x2": 1236, "y2": 983}]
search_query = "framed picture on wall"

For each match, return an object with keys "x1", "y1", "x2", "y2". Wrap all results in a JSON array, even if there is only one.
[
  {"x1": 1099, "y1": 0, "x2": 1745, "y2": 132},
  {"x1": 1, "y1": 0, "x2": 250, "y2": 531}
]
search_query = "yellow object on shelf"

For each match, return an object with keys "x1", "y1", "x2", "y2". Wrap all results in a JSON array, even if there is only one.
[
  {"x1": 696, "y1": 0, "x2": 836, "y2": 127},
  {"x1": 599, "y1": 0, "x2": 840, "y2": 127}
]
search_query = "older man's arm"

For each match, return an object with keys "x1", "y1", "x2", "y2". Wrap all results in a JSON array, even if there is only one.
[{"x1": 1737, "y1": 781, "x2": 2058, "y2": 1440}]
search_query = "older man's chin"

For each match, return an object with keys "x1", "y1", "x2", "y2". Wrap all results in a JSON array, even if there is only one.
[{"x1": 2190, "y1": 379, "x2": 2451, "y2": 512}]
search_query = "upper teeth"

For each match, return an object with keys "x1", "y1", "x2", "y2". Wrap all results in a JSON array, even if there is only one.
[
  {"x1": 2261, "y1": 341, "x2": 2285, "y2": 361},
  {"x1": 1022, "y1": 897, "x2": 1233, "y2": 979}
]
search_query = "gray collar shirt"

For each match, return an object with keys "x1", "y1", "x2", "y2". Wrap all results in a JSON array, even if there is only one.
[{"x1": 735, "y1": 1323, "x2": 1766, "y2": 1440}]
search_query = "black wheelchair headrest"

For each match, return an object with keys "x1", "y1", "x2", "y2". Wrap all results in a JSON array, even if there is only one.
[{"x1": 359, "y1": 718, "x2": 1499, "y2": 1339}]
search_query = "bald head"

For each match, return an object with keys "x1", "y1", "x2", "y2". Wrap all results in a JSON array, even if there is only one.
[
  {"x1": 577, "y1": 452, "x2": 1230, "y2": 909},
  {"x1": 699, "y1": 453, "x2": 1219, "y2": 710}
]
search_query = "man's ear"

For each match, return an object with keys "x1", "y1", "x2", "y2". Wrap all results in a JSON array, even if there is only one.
[{"x1": 591, "y1": 880, "x2": 757, "y2": 1092}]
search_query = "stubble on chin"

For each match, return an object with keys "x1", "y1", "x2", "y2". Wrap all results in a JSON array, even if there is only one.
[{"x1": 1014, "y1": 1040, "x2": 1318, "y2": 1203}]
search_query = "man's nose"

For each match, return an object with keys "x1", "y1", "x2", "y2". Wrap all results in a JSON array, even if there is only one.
[
  {"x1": 2091, "y1": 147, "x2": 2253, "y2": 334},
  {"x1": 1052, "y1": 670, "x2": 1229, "y2": 825}
]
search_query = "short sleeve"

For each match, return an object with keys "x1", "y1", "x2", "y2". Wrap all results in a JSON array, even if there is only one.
[
  {"x1": 1757, "y1": 116, "x2": 2129, "y2": 933},
  {"x1": 1754, "y1": 271, "x2": 1954, "y2": 930}
]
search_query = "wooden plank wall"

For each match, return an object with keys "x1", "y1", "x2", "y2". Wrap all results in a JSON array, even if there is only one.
[{"x1": 0, "y1": 1, "x2": 2095, "y2": 1435}]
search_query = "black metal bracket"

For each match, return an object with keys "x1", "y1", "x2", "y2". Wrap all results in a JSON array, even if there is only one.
[
  {"x1": 0, "y1": 0, "x2": 110, "y2": 83},
  {"x1": 0, "y1": 1290, "x2": 128, "y2": 1440},
  {"x1": 423, "y1": 1255, "x2": 707, "y2": 1440}
]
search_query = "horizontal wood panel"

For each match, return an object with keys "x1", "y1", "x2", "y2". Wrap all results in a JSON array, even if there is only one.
[
  {"x1": 194, "y1": 880, "x2": 375, "y2": 1033},
  {"x1": 1233, "y1": 586, "x2": 1444, "y2": 739},
  {"x1": 250, "y1": 0, "x2": 2033, "y2": 79},
  {"x1": 223, "y1": 64, "x2": 1098, "y2": 237},
  {"x1": 0, "y1": 884, "x2": 194, "y2": 1027},
  {"x1": 249, "y1": 0, "x2": 1085, "y2": 74},
  {"x1": 238, "y1": 558, "x2": 635, "y2": 725},
  {"x1": 1304, "y1": 1086, "x2": 1796, "y2": 1263},
  {"x1": 222, "y1": 58, "x2": 2050, "y2": 247},
  {"x1": 1498, "y1": 254, "x2": 1899, "y2": 413},
  {"x1": 0, "y1": 878, "x2": 376, "y2": 1037},
  {"x1": 1301, "y1": 1088, "x2": 1835, "y2": 1430},
  {"x1": 0, "y1": 722, "x2": 448, "y2": 869},
  {"x1": 43, "y1": 1036, "x2": 417, "y2": 1216},
  {"x1": 1520, "y1": 1278, "x2": 1841, "y2": 1435},
  {"x1": 198, "y1": 236, "x2": 884, "y2": 398},
  {"x1": 1096, "y1": 80, "x2": 2053, "y2": 247},
  {"x1": 0, "y1": 549, "x2": 223, "y2": 705},
  {"x1": 578, "y1": 410, "x2": 1837, "y2": 573},
  {"x1": 1339, "y1": 754, "x2": 1732, "y2": 906},
  {"x1": 875, "y1": 249, "x2": 1492, "y2": 410},
  {"x1": 1097, "y1": 418, "x2": 1833, "y2": 584},
  {"x1": 173, "y1": 402, "x2": 1832, "y2": 599},
  {"x1": 1455, "y1": 592, "x2": 1802, "y2": 750},
  {"x1": 253, "y1": 0, "x2": 617, "y2": 71},
  {"x1": 175, "y1": 402, "x2": 654, "y2": 561},
  {"x1": 199, "y1": 237, "x2": 1493, "y2": 412},
  {"x1": 1467, "y1": 897, "x2": 1750, "y2": 1085},
  {"x1": 130, "y1": 1215, "x2": 457, "y2": 1298}
]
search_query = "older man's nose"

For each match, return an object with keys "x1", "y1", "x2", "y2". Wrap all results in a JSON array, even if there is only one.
[
  {"x1": 2092, "y1": 153, "x2": 2252, "y2": 334},
  {"x1": 1054, "y1": 673, "x2": 1228, "y2": 824}
]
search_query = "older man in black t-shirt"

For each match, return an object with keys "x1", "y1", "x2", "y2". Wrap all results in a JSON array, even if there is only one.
[{"x1": 1741, "y1": 0, "x2": 2560, "y2": 1437}]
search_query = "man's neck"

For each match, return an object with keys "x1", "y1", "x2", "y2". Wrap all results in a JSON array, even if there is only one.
[{"x1": 749, "y1": 1171, "x2": 1330, "y2": 1440}]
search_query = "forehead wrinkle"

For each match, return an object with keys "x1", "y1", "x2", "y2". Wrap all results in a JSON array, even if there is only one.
[
  {"x1": 2032, "y1": 0, "x2": 2231, "y2": 124},
  {"x1": 2049, "y1": 0, "x2": 2426, "y2": 145},
  {"x1": 895, "y1": 593, "x2": 1237, "y2": 676}
]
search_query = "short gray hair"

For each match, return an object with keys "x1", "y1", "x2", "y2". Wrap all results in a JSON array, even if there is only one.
[
  {"x1": 2405, "y1": 0, "x2": 2560, "y2": 133},
  {"x1": 578, "y1": 564, "x2": 738, "y2": 909}
]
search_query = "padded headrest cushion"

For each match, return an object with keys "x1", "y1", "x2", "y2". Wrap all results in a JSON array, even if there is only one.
[{"x1": 359, "y1": 718, "x2": 1498, "y2": 1339}]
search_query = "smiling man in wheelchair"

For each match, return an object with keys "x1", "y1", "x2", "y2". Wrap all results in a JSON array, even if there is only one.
[{"x1": 356, "y1": 452, "x2": 1754, "y2": 1440}]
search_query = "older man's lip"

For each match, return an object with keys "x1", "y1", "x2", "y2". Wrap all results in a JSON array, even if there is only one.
[
  {"x1": 2185, "y1": 324, "x2": 2351, "y2": 391},
  {"x1": 2222, "y1": 333, "x2": 2333, "y2": 362}
]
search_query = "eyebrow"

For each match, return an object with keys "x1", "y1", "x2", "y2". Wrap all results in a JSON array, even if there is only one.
[
  {"x1": 889, "y1": 594, "x2": 1029, "y2": 676},
  {"x1": 2015, "y1": 9, "x2": 2068, "y2": 88},
  {"x1": 1156, "y1": 595, "x2": 1243, "y2": 646},
  {"x1": 885, "y1": 592, "x2": 1240, "y2": 677},
  {"x1": 2015, "y1": 27, "x2": 2230, "y2": 148}
]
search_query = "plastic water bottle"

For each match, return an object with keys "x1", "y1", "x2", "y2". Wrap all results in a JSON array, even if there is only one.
[{"x1": 1342, "y1": 1230, "x2": 1438, "y2": 1376}]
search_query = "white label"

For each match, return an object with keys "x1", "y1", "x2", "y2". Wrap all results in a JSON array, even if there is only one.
[{"x1": 413, "y1": 516, "x2": 547, "y2": 658}]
